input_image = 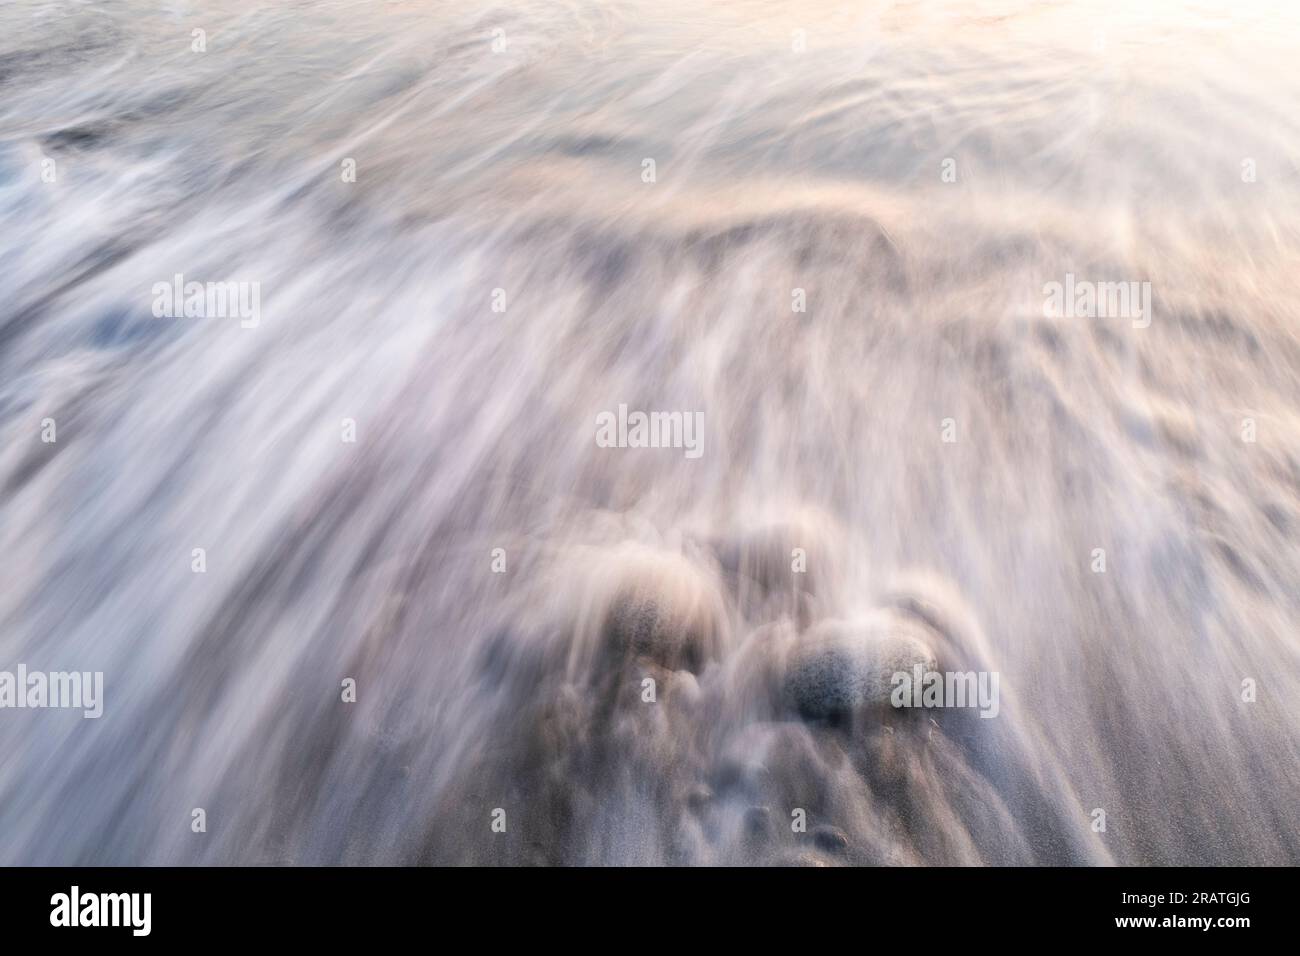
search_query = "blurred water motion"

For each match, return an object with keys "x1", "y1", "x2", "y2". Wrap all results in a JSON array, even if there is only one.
[{"x1": 1, "y1": 0, "x2": 1298, "y2": 864}]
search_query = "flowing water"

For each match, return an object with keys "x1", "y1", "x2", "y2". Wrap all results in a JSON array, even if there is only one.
[{"x1": 1, "y1": 0, "x2": 1298, "y2": 864}]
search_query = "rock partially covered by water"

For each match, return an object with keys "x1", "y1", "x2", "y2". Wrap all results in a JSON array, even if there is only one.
[
  {"x1": 711, "y1": 507, "x2": 842, "y2": 624},
  {"x1": 878, "y1": 570, "x2": 992, "y2": 673},
  {"x1": 595, "y1": 545, "x2": 729, "y2": 673},
  {"x1": 811, "y1": 824, "x2": 850, "y2": 854},
  {"x1": 784, "y1": 614, "x2": 937, "y2": 720}
]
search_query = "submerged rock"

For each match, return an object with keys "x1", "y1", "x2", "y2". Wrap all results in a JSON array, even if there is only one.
[
  {"x1": 711, "y1": 507, "x2": 841, "y2": 624},
  {"x1": 685, "y1": 784, "x2": 713, "y2": 812},
  {"x1": 877, "y1": 571, "x2": 993, "y2": 673},
  {"x1": 744, "y1": 805, "x2": 771, "y2": 837},
  {"x1": 784, "y1": 614, "x2": 937, "y2": 720},
  {"x1": 594, "y1": 545, "x2": 729, "y2": 673},
  {"x1": 811, "y1": 824, "x2": 850, "y2": 854}
]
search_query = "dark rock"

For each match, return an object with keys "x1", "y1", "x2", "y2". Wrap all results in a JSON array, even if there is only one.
[
  {"x1": 784, "y1": 614, "x2": 936, "y2": 720},
  {"x1": 811, "y1": 825, "x2": 850, "y2": 854}
]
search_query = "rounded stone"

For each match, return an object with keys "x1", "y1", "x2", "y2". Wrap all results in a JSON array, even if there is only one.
[
  {"x1": 784, "y1": 613, "x2": 937, "y2": 720},
  {"x1": 596, "y1": 545, "x2": 728, "y2": 673}
]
